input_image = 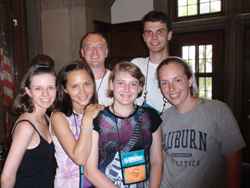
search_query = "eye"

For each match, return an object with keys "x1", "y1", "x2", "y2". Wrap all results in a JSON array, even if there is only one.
[
  {"x1": 144, "y1": 31, "x2": 152, "y2": 36},
  {"x1": 35, "y1": 87, "x2": 41, "y2": 91},
  {"x1": 71, "y1": 85, "x2": 77, "y2": 89},
  {"x1": 85, "y1": 82, "x2": 91, "y2": 86},
  {"x1": 175, "y1": 79, "x2": 182, "y2": 83},
  {"x1": 117, "y1": 81, "x2": 124, "y2": 85},
  {"x1": 97, "y1": 44, "x2": 104, "y2": 50},
  {"x1": 131, "y1": 82, "x2": 138, "y2": 87},
  {"x1": 48, "y1": 86, "x2": 56, "y2": 90},
  {"x1": 158, "y1": 30, "x2": 164, "y2": 34},
  {"x1": 161, "y1": 82, "x2": 168, "y2": 86},
  {"x1": 85, "y1": 44, "x2": 93, "y2": 50}
]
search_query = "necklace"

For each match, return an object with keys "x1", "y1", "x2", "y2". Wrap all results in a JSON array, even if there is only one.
[
  {"x1": 112, "y1": 104, "x2": 136, "y2": 124},
  {"x1": 97, "y1": 69, "x2": 106, "y2": 94},
  {"x1": 142, "y1": 58, "x2": 150, "y2": 106}
]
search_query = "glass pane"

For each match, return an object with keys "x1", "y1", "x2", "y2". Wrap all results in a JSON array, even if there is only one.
[
  {"x1": 199, "y1": 77, "x2": 212, "y2": 99},
  {"x1": 182, "y1": 46, "x2": 189, "y2": 59},
  {"x1": 189, "y1": 46, "x2": 195, "y2": 59},
  {"x1": 206, "y1": 45, "x2": 212, "y2": 58},
  {"x1": 200, "y1": 0, "x2": 209, "y2": 3},
  {"x1": 188, "y1": 0, "x2": 197, "y2": 5},
  {"x1": 199, "y1": 45, "x2": 205, "y2": 59},
  {"x1": 188, "y1": 5, "x2": 197, "y2": 15},
  {"x1": 200, "y1": 3, "x2": 210, "y2": 14},
  {"x1": 199, "y1": 60, "x2": 205, "y2": 72},
  {"x1": 188, "y1": 59, "x2": 195, "y2": 72},
  {"x1": 178, "y1": 0, "x2": 187, "y2": 6},
  {"x1": 206, "y1": 59, "x2": 212, "y2": 72},
  {"x1": 182, "y1": 46, "x2": 195, "y2": 72},
  {"x1": 211, "y1": 1, "x2": 221, "y2": 12},
  {"x1": 178, "y1": 6, "x2": 188, "y2": 17}
]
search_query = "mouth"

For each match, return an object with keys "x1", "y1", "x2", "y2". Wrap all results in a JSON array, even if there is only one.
[
  {"x1": 151, "y1": 42, "x2": 160, "y2": 46},
  {"x1": 169, "y1": 93, "x2": 180, "y2": 99},
  {"x1": 78, "y1": 96, "x2": 88, "y2": 100},
  {"x1": 41, "y1": 99, "x2": 51, "y2": 102}
]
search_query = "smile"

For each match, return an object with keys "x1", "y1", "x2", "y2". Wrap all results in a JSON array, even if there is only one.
[{"x1": 169, "y1": 93, "x2": 180, "y2": 99}]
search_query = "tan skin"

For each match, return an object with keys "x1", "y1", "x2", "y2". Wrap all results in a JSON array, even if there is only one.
[
  {"x1": 84, "y1": 71, "x2": 163, "y2": 188},
  {"x1": 51, "y1": 69, "x2": 104, "y2": 166},
  {"x1": 159, "y1": 63, "x2": 242, "y2": 188},
  {"x1": 1, "y1": 74, "x2": 56, "y2": 188}
]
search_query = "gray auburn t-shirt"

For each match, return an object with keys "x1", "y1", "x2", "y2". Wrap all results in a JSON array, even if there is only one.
[{"x1": 160, "y1": 98, "x2": 246, "y2": 188}]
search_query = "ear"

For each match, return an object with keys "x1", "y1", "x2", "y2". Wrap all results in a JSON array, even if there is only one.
[
  {"x1": 25, "y1": 87, "x2": 32, "y2": 98},
  {"x1": 105, "y1": 48, "x2": 108, "y2": 58},
  {"x1": 63, "y1": 85, "x2": 69, "y2": 94},
  {"x1": 110, "y1": 80, "x2": 114, "y2": 91},
  {"x1": 142, "y1": 33, "x2": 146, "y2": 43},
  {"x1": 81, "y1": 48, "x2": 85, "y2": 58},
  {"x1": 138, "y1": 84, "x2": 142, "y2": 94},
  {"x1": 189, "y1": 76, "x2": 193, "y2": 87},
  {"x1": 167, "y1": 31, "x2": 173, "y2": 41}
]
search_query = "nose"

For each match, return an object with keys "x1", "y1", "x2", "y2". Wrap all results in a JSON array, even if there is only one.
[
  {"x1": 169, "y1": 82, "x2": 175, "y2": 91},
  {"x1": 79, "y1": 86, "x2": 86, "y2": 94},
  {"x1": 124, "y1": 84, "x2": 130, "y2": 92},
  {"x1": 92, "y1": 46, "x2": 98, "y2": 53},
  {"x1": 152, "y1": 32, "x2": 158, "y2": 39},
  {"x1": 42, "y1": 88, "x2": 49, "y2": 96}
]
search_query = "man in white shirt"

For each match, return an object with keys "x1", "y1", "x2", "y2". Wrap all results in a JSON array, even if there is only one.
[
  {"x1": 131, "y1": 11, "x2": 198, "y2": 114},
  {"x1": 81, "y1": 32, "x2": 113, "y2": 106}
]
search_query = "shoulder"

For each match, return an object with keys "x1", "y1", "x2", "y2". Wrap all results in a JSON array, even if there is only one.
[
  {"x1": 12, "y1": 120, "x2": 36, "y2": 139},
  {"x1": 198, "y1": 98, "x2": 230, "y2": 111},
  {"x1": 131, "y1": 57, "x2": 148, "y2": 66},
  {"x1": 51, "y1": 111, "x2": 68, "y2": 124},
  {"x1": 161, "y1": 106, "x2": 175, "y2": 119}
]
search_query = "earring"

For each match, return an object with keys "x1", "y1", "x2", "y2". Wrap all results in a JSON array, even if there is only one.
[{"x1": 160, "y1": 97, "x2": 168, "y2": 115}]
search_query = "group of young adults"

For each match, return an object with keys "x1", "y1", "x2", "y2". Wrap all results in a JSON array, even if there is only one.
[{"x1": 0, "y1": 10, "x2": 245, "y2": 188}]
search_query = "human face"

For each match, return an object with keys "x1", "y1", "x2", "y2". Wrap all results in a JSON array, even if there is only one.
[
  {"x1": 25, "y1": 74, "x2": 56, "y2": 110},
  {"x1": 143, "y1": 21, "x2": 172, "y2": 54},
  {"x1": 81, "y1": 34, "x2": 108, "y2": 69},
  {"x1": 64, "y1": 69, "x2": 94, "y2": 113},
  {"x1": 158, "y1": 63, "x2": 193, "y2": 109},
  {"x1": 110, "y1": 71, "x2": 141, "y2": 107}
]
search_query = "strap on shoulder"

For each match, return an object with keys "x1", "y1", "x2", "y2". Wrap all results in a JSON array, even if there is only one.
[{"x1": 12, "y1": 120, "x2": 38, "y2": 135}]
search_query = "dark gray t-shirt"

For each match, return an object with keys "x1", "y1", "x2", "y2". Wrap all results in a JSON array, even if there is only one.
[{"x1": 160, "y1": 98, "x2": 246, "y2": 188}]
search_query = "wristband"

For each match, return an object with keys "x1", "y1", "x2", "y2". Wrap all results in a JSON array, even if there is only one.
[{"x1": 80, "y1": 125, "x2": 94, "y2": 130}]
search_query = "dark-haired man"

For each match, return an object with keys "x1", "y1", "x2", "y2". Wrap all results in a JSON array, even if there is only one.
[{"x1": 132, "y1": 11, "x2": 197, "y2": 114}]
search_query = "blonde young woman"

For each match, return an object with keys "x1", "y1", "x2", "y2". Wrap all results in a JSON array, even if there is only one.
[
  {"x1": 85, "y1": 61, "x2": 163, "y2": 188},
  {"x1": 156, "y1": 57, "x2": 246, "y2": 188}
]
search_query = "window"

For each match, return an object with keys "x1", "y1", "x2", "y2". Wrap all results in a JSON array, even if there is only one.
[
  {"x1": 175, "y1": 0, "x2": 222, "y2": 18},
  {"x1": 182, "y1": 45, "x2": 213, "y2": 99},
  {"x1": 172, "y1": 32, "x2": 224, "y2": 101}
]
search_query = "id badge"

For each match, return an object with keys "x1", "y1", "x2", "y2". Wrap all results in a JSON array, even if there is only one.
[{"x1": 120, "y1": 149, "x2": 147, "y2": 185}]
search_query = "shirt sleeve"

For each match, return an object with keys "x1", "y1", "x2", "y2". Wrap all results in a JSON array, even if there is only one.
[{"x1": 147, "y1": 107, "x2": 162, "y2": 133}]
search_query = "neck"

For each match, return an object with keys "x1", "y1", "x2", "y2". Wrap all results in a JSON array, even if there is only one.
[
  {"x1": 111, "y1": 102, "x2": 135, "y2": 117},
  {"x1": 31, "y1": 107, "x2": 47, "y2": 121},
  {"x1": 149, "y1": 50, "x2": 169, "y2": 65},
  {"x1": 73, "y1": 106, "x2": 85, "y2": 114},
  {"x1": 91, "y1": 66, "x2": 106, "y2": 80},
  {"x1": 175, "y1": 97, "x2": 197, "y2": 114}
]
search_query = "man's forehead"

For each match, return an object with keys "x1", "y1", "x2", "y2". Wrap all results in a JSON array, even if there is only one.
[
  {"x1": 84, "y1": 34, "x2": 105, "y2": 44},
  {"x1": 144, "y1": 21, "x2": 168, "y2": 30}
]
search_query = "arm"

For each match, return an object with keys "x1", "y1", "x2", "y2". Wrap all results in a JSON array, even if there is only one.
[
  {"x1": 51, "y1": 104, "x2": 104, "y2": 166},
  {"x1": 1, "y1": 122, "x2": 36, "y2": 188},
  {"x1": 225, "y1": 151, "x2": 242, "y2": 188},
  {"x1": 149, "y1": 126, "x2": 163, "y2": 188},
  {"x1": 84, "y1": 131, "x2": 116, "y2": 188}
]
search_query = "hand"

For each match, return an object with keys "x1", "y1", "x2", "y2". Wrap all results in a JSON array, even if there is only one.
[{"x1": 83, "y1": 104, "x2": 105, "y2": 119}]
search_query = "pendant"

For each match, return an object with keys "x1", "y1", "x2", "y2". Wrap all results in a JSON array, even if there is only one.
[{"x1": 125, "y1": 118, "x2": 129, "y2": 124}]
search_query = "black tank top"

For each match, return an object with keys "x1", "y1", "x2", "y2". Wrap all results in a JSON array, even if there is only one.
[{"x1": 11, "y1": 119, "x2": 55, "y2": 188}]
